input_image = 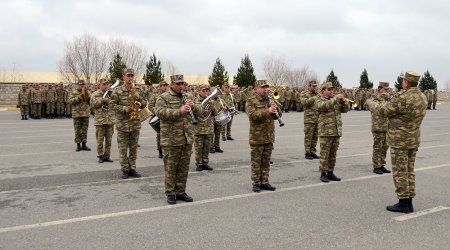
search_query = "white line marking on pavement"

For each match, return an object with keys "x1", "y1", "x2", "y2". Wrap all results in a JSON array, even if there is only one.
[
  {"x1": 393, "y1": 206, "x2": 450, "y2": 222},
  {"x1": 0, "y1": 163, "x2": 449, "y2": 233}
]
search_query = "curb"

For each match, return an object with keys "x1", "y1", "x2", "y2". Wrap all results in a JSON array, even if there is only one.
[{"x1": 0, "y1": 107, "x2": 20, "y2": 111}]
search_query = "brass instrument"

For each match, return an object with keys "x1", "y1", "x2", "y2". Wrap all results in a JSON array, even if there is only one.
[
  {"x1": 102, "y1": 80, "x2": 120, "y2": 110},
  {"x1": 199, "y1": 87, "x2": 222, "y2": 122},
  {"x1": 139, "y1": 105, "x2": 151, "y2": 122},
  {"x1": 130, "y1": 84, "x2": 140, "y2": 120},
  {"x1": 181, "y1": 91, "x2": 198, "y2": 125},
  {"x1": 267, "y1": 91, "x2": 285, "y2": 127},
  {"x1": 81, "y1": 88, "x2": 89, "y2": 103},
  {"x1": 271, "y1": 88, "x2": 283, "y2": 100}
]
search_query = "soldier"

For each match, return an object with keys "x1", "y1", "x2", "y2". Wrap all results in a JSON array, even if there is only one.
[
  {"x1": 367, "y1": 82, "x2": 392, "y2": 175},
  {"x1": 110, "y1": 68, "x2": 147, "y2": 179},
  {"x1": 155, "y1": 74, "x2": 202, "y2": 205},
  {"x1": 194, "y1": 84, "x2": 218, "y2": 171},
  {"x1": 91, "y1": 79, "x2": 115, "y2": 163},
  {"x1": 46, "y1": 84, "x2": 57, "y2": 119},
  {"x1": 69, "y1": 80, "x2": 91, "y2": 152},
  {"x1": 210, "y1": 96, "x2": 225, "y2": 153},
  {"x1": 18, "y1": 84, "x2": 30, "y2": 120},
  {"x1": 316, "y1": 82, "x2": 350, "y2": 183},
  {"x1": 367, "y1": 71, "x2": 427, "y2": 213},
  {"x1": 300, "y1": 80, "x2": 320, "y2": 160},
  {"x1": 220, "y1": 84, "x2": 237, "y2": 141},
  {"x1": 148, "y1": 80, "x2": 168, "y2": 158},
  {"x1": 65, "y1": 85, "x2": 72, "y2": 118},
  {"x1": 56, "y1": 83, "x2": 65, "y2": 118},
  {"x1": 245, "y1": 80, "x2": 280, "y2": 192},
  {"x1": 423, "y1": 89, "x2": 432, "y2": 109},
  {"x1": 31, "y1": 84, "x2": 42, "y2": 119},
  {"x1": 432, "y1": 87, "x2": 438, "y2": 109}
]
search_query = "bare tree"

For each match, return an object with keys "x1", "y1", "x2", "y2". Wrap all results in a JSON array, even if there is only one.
[
  {"x1": 285, "y1": 66, "x2": 319, "y2": 88},
  {"x1": 107, "y1": 39, "x2": 148, "y2": 79},
  {"x1": 59, "y1": 33, "x2": 108, "y2": 84},
  {"x1": 161, "y1": 59, "x2": 180, "y2": 77},
  {"x1": 262, "y1": 55, "x2": 291, "y2": 87}
]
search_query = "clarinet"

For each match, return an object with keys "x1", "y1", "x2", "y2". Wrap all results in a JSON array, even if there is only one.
[
  {"x1": 181, "y1": 91, "x2": 198, "y2": 125},
  {"x1": 267, "y1": 95, "x2": 285, "y2": 127}
]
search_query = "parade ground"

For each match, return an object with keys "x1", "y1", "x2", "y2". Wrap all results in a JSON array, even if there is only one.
[{"x1": 0, "y1": 105, "x2": 449, "y2": 249}]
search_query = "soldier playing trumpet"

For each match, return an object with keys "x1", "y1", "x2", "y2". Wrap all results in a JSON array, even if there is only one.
[{"x1": 69, "y1": 80, "x2": 91, "y2": 152}]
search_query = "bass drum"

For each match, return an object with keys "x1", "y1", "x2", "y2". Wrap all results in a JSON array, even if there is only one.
[
  {"x1": 148, "y1": 115, "x2": 160, "y2": 133},
  {"x1": 215, "y1": 110, "x2": 232, "y2": 126}
]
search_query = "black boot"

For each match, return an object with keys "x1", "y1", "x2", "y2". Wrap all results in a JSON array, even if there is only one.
[
  {"x1": 320, "y1": 172, "x2": 329, "y2": 183},
  {"x1": 81, "y1": 142, "x2": 91, "y2": 151},
  {"x1": 98, "y1": 155, "x2": 104, "y2": 163},
  {"x1": 24, "y1": 115, "x2": 28, "y2": 120},
  {"x1": 380, "y1": 166, "x2": 391, "y2": 173},
  {"x1": 310, "y1": 152, "x2": 320, "y2": 159},
  {"x1": 196, "y1": 164, "x2": 203, "y2": 171},
  {"x1": 158, "y1": 149, "x2": 163, "y2": 159},
  {"x1": 327, "y1": 171, "x2": 341, "y2": 181},
  {"x1": 21, "y1": 115, "x2": 25, "y2": 120},
  {"x1": 202, "y1": 164, "x2": 213, "y2": 171},
  {"x1": 408, "y1": 198, "x2": 414, "y2": 213},
  {"x1": 209, "y1": 147, "x2": 215, "y2": 153},
  {"x1": 103, "y1": 156, "x2": 113, "y2": 162},
  {"x1": 373, "y1": 167, "x2": 384, "y2": 175},
  {"x1": 76, "y1": 143, "x2": 82, "y2": 152},
  {"x1": 386, "y1": 199, "x2": 411, "y2": 213},
  {"x1": 305, "y1": 153, "x2": 313, "y2": 160},
  {"x1": 215, "y1": 147, "x2": 224, "y2": 153}
]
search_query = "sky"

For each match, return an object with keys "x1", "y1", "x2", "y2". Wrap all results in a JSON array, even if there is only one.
[{"x1": 1, "y1": 0, "x2": 450, "y2": 88}]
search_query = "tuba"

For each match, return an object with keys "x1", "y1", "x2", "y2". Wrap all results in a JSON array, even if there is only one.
[{"x1": 199, "y1": 87, "x2": 222, "y2": 121}]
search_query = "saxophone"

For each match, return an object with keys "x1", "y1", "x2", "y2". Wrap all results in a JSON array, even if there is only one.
[
  {"x1": 81, "y1": 88, "x2": 89, "y2": 103},
  {"x1": 129, "y1": 84, "x2": 140, "y2": 120}
]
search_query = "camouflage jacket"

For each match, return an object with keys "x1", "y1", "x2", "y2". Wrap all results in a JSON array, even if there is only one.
[
  {"x1": 300, "y1": 90, "x2": 319, "y2": 124},
  {"x1": 148, "y1": 92, "x2": 161, "y2": 114},
  {"x1": 69, "y1": 89, "x2": 91, "y2": 118},
  {"x1": 31, "y1": 90, "x2": 43, "y2": 103},
  {"x1": 221, "y1": 93, "x2": 237, "y2": 110},
  {"x1": 245, "y1": 93, "x2": 280, "y2": 145},
  {"x1": 194, "y1": 96, "x2": 218, "y2": 135},
  {"x1": 110, "y1": 85, "x2": 147, "y2": 132},
  {"x1": 46, "y1": 89, "x2": 57, "y2": 102},
  {"x1": 316, "y1": 96, "x2": 349, "y2": 137},
  {"x1": 90, "y1": 90, "x2": 115, "y2": 126},
  {"x1": 155, "y1": 88, "x2": 202, "y2": 146},
  {"x1": 368, "y1": 93, "x2": 390, "y2": 132},
  {"x1": 368, "y1": 87, "x2": 427, "y2": 149},
  {"x1": 18, "y1": 91, "x2": 29, "y2": 105},
  {"x1": 56, "y1": 89, "x2": 65, "y2": 102}
]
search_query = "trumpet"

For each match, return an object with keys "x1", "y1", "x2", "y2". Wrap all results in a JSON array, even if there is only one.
[
  {"x1": 102, "y1": 80, "x2": 120, "y2": 110},
  {"x1": 182, "y1": 91, "x2": 198, "y2": 125},
  {"x1": 266, "y1": 93, "x2": 285, "y2": 127}
]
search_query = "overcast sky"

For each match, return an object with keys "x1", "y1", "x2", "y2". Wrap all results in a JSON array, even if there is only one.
[{"x1": 1, "y1": 0, "x2": 449, "y2": 88}]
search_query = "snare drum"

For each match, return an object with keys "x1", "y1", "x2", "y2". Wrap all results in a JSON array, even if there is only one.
[
  {"x1": 149, "y1": 115, "x2": 161, "y2": 133},
  {"x1": 215, "y1": 110, "x2": 232, "y2": 126}
]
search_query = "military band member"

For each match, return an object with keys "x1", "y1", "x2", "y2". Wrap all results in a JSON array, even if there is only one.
[
  {"x1": 210, "y1": 97, "x2": 224, "y2": 153},
  {"x1": 245, "y1": 80, "x2": 280, "y2": 192},
  {"x1": 432, "y1": 87, "x2": 438, "y2": 109},
  {"x1": 56, "y1": 83, "x2": 66, "y2": 118},
  {"x1": 221, "y1": 84, "x2": 237, "y2": 141},
  {"x1": 110, "y1": 68, "x2": 146, "y2": 179},
  {"x1": 91, "y1": 79, "x2": 115, "y2": 163},
  {"x1": 46, "y1": 84, "x2": 57, "y2": 119},
  {"x1": 18, "y1": 84, "x2": 30, "y2": 120},
  {"x1": 300, "y1": 80, "x2": 320, "y2": 160},
  {"x1": 69, "y1": 80, "x2": 91, "y2": 152},
  {"x1": 316, "y1": 82, "x2": 349, "y2": 183},
  {"x1": 423, "y1": 89, "x2": 432, "y2": 110},
  {"x1": 155, "y1": 75, "x2": 202, "y2": 205},
  {"x1": 31, "y1": 84, "x2": 43, "y2": 119},
  {"x1": 194, "y1": 84, "x2": 218, "y2": 171},
  {"x1": 367, "y1": 82, "x2": 392, "y2": 175},
  {"x1": 367, "y1": 71, "x2": 427, "y2": 213},
  {"x1": 148, "y1": 81, "x2": 168, "y2": 159}
]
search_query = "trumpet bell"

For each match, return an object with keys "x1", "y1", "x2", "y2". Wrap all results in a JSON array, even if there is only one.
[{"x1": 139, "y1": 106, "x2": 152, "y2": 122}]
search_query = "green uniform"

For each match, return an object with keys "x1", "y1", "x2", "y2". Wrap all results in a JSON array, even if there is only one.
[
  {"x1": 367, "y1": 93, "x2": 390, "y2": 169},
  {"x1": 91, "y1": 89, "x2": 115, "y2": 159},
  {"x1": 69, "y1": 89, "x2": 90, "y2": 143},
  {"x1": 194, "y1": 96, "x2": 218, "y2": 166},
  {"x1": 18, "y1": 89, "x2": 30, "y2": 116},
  {"x1": 220, "y1": 92, "x2": 237, "y2": 138},
  {"x1": 300, "y1": 90, "x2": 319, "y2": 155}
]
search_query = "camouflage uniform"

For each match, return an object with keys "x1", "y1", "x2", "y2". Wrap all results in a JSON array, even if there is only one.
[
  {"x1": 18, "y1": 87, "x2": 30, "y2": 119},
  {"x1": 91, "y1": 88, "x2": 115, "y2": 160},
  {"x1": 194, "y1": 91, "x2": 218, "y2": 167},
  {"x1": 31, "y1": 86, "x2": 42, "y2": 118},
  {"x1": 65, "y1": 86, "x2": 72, "y2": 117},
  {"x1": 211, "y1": 98, "x2": 224, "y2": 151},
  {"x1": 155, "y1": 83, "x2": 202, "y2": 196},
  {"x1": 69, "y1": 85, "x2": 91, "y2": 144},
  {"x1": 423, "y1": 89, "x2": 432, "y2": 109},
  {"x1": 432, "y1": 88, "x2": 438, "y2": 109},
  {"x1": 56, "y1": 84, "x2": 66, "y2": 118},
  {"x1": 317, "y1": 85, "x2": 349, "y2": 174},
  {"x1": 110, "y1": 84, "x2": 146, "y2": 173},
  {"x1": 368, "y1": 85, "x2": 427, "y2": 199},
  {"x1": 367, "y1": 92, "x2": 390, "y2": 169},
  {"x1": 300, "y1": 89, "x2": 319, "y2": 157},
  {"x1": 46, "y1": 85, "x2": 57, "y2": 118},
  {"x1": 220, "y1": 90, "x2": 237, "y2": 139},
  {"x1": 245, "y1": 81, "x2": 280, "y2": 187}
]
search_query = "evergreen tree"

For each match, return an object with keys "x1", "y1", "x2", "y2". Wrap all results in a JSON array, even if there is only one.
[
  {"x1": 208, "y1": 57, "x2": 229, "y2": 87},
  {"x1": 419, "y1": 70, "x2": 437, "y2": 92},
  {"x1": 108, "y1": 53, "x2": 127, "y2": 83},
  {"x1": 143, "y1": 53, "x2": 164, "y2": 86},
  {"x1": 233, "y1": 54, "x2": 257, "y2": 87},
  {"x1": 326, "y1": 69, "x2": 342, "y2": 88},
  {"x1": 394, "y1": 72, "x2": 403, "y2": 91},
  {"x1": 359, "y1": 68, "x2": 373, "y2": 89}
]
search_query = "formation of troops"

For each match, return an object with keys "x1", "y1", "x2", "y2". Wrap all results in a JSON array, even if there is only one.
[{"x1": 16, "y1": 69, "x2": 431, "y2": 212}]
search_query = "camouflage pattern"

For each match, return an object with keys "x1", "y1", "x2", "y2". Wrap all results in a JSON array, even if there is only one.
[
  {"x1": 368, "y1": 93, "x2": 391, "y2": 168},
  {"x1": 391, "y1": 148, "x2": 417, "y2": 199},
  {"x1": 18, "y1": 89, "x2": 30, "y2": 116},
  {"x1": 31, "y1": 88, "x2": 42, "y2": 117},
  {"x1": 46, "y1": 86, "x2": 57, "y2": 115},
  {"x1": 300, "y1": 90, "x2": 319, "y2": 154},
  {"x1": 432, "y1": 88, "x2": 438, "y2": 109},
  {"x1": 64, "y1": 86, "x2": 72, "y2": 116},
  {"x1": 424, "y1": 89, "x2": 432, "y2": 109},
  {"x1": 316, "y1": 96, "x2": 349, "y2": 172},
  {"x1": 163, "y1": 145, "x2": 192, "y2": 195},
  {"x1": 117, "y1": 130, "x2": 140, "y2": 172},
  {"x1": 220, "y1": 92, "x2": 237, "y2": 138},
  {"x1": 367, "y1": 86, "x2": 426, "y2": 199},
  {"x1": 96, "y1": 125, "x2": 114, "y2": 158},
  {"x1": 319, "y1": 137, "x2": 340, "y2": 172},
  {"x1": 72, "y1": 117, "x2": 89, "y2": 143},
  {"x1": 194, "y1": 135, "x2": 211, "y2": 165},
  {"x1": 250, "y1": 144, "x2": 273, "y2": 185},
  {"x1": 91, "y1": 89, "x2": 116, "y2": 158},
  {"x1": 69, "y1": 89, "x2": 90, "y2": 118},
  {"x1": 56, "y1": 85, "x2": 66, "y2": 116},
  {"x1": 194, "y1": 95, "x2": 218, "y2": 165}
]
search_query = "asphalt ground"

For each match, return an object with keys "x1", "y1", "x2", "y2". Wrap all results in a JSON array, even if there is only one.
[{"x1": 0, "y1": 104, "x2": 449, "y2": 249}]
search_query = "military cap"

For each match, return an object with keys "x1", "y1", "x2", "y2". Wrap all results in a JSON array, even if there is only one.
[
  {"x1": 254, "y1": 80, "x2": 269, "y2": 88},
  {"x1": 320, "y1": 82, "x2": 334, "y2": 90},
  {"x1": 309, "y1": 80, "x2": 318, "y2": 85},
  {"x1": 401, "y1": 71, "x2": 420, "y2": 83},
  {"x1": 123, "y1": 68, "x2": 135, "y2": 75},
  {"x1": 378, "y1": 81, "x2": 389, "y2": 87},
  {"x1": 200, "y1": 84, "x2": 211, "y2": 90},
  {"x1": 158, "y1": 80, "x2": 168, "y2": 86},
  {"x1": 223, "y1": 83, "x2": 230, "y2": 87},
  {"x1": 170, "y1": 75, "x2": 185, "y2": 83},
  {"x1": 98, "y1": 78, "x2": 110, "y2": 84},
  {"x1": 78, "y1": 80, "x2": 86, "y2": 85}
]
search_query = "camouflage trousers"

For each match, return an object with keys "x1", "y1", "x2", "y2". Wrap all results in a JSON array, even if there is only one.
[
  {"x1": 304, "y1": 123, "x2": 318, "y2": 154},
  {"x1": 319, "y1": 136, "x2": 340, "y2": 172},
  {"x1": 56, "y1": 102, "x2": 65, "y2": 115},
  {"x1": 162, "y1": 144, "x2": 193, "y2": 195},
  {"x1": 250, "y1": 143, "x2": 273, "y2": 185},
  {"x1": 156, "y1": 133, "x2": 161, "y2": 150},
  {"x1": 372, "y1": 132, "x2": 389, "y2": 168},
  {"x1": 47, "y1": 102, "x2": 55, "y2": 115},
  {"x1": 391, "y1": 147, "x2": 417, "y2": 199},
  {"x1": 432, "y1": 99, "x2": 437, "y2": 109},
  {"x1": 221, "y1": 116, "x2": 233, "y2": 137},
  {"x1": 32, "y1": 103, "x2": 41, "y2": 116},
  {"x1": 95, "y1": 124, "x2": 114, "y2": 158},
  {"x1": 117, "y1": 129, "x2": 140, "y2": 172},
  {"x1": 211, "y1": 124, "x2": 221, "y2": 148},
  {"x1": 65, "y1": 103, "x2": 72, "y2": 115},
  {"x1": 73, "y1": 117, "x2": 89, "y2": 143},
  {"x1": 427, "y1": 100, "x2": 432, "y2": 109},
  {"x1": 194, "y1": 134, "x2": 211, "y2": 165},
  {"x1": 20, "y1": 105, "x2": 29, "y2": 116}
]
